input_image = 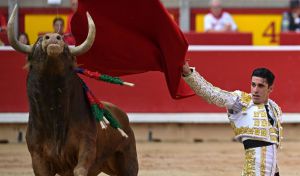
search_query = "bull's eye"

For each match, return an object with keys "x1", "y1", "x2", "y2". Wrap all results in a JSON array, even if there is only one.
[
  {"x1": 45, "y1": 36, "x2": 50, "y2": 40},
  {"x1": 57, "y1": 36, "x2": 61, "y2": 40}
]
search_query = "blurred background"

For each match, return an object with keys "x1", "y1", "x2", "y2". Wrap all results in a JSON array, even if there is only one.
[
  {"x1": 1, "y1": 1, "x2": 300, "y2": 175},
  {"x1": 0, "y1": 0, "x2": 294, "y2": 46},
  {"x1": 0, "y1": 0, "x2": 300, "y2": 144}
]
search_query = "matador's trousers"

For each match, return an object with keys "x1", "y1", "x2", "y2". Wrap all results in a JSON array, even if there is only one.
[{"x1": 242, "y1": 144, "x2": 279, "y2": 176}]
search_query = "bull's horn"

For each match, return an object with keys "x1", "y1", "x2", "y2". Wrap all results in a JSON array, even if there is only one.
[
  {"x1": 7, "y1": 4, "x2": 32, "y2": 54},
  {"x1": 69, "y1": 12, "x2": 96, "y2": 56}
]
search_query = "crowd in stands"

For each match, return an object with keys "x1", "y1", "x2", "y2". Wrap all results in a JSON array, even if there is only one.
[
  {"x1": 0, "y1": 0, "x2": 77, "y2": 46},
  {"x1": 53, "y1": 17, "x2": 75, "y2": 45},
  {"x1": 282, "y1": 0, "x2": 300, "y2": 32},
  {"x1": 18, "y1": 33, "x2": 30, "y2": 45},
  {"x1": 2, "y1": 0, "x2": 300, "y2": 46},
  {"x1": 204, "y1": 0, "x2": 238, "y2": 32},
  {"x1": 53, "y1": 0, "x2": 77, "y2": 45},
  {"x1": 204, "y1": 0, "x2": 300, "y2": 33}
]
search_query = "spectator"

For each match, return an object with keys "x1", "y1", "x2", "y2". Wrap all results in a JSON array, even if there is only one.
[
  {"x1": 53, "y1": 17, "x2": 65, "y2": 35},
  {"x1": 204, "y1": 0, "x2": 237, "y2": 32},
  {"x1": 18, "y1": 32, "x2": 30, "y2": 45},
  {"x1": 53, "y1": 17, "x2": 76, "y2": 45},
  {"x1": 281, "y1": 0, "x2": 300, "y2": 32},
  {"x1": 0, "y1": 13, "x2": 7, "y2": 32}
]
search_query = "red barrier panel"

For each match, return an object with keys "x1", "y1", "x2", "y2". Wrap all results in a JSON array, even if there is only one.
[
  {"x1": 0, "y1": 31, "x2": 8, "y2": 45},
  {"x1": 0, "y1": 50, "x2": 28, "y2": 111},
  {"x1": 280, "y1": 32, "x2": 300, "y2": 45},
  {"x1": 0, "y1": 48, "x2": 299, "y2": 113},
  {"x1": 184, "y1": 32, "x2": 253, "y2": 45}
]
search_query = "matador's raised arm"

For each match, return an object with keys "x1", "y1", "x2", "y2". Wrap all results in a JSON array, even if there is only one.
[{"x1": 183, "y1": 69, "x2": 238, "y2": 109}]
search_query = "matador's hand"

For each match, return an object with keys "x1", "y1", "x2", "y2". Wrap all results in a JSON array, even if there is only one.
[
  {"x1": 182, "y1": 61, "x2": 192, "y2": 76},
  {"x1": 229, "y1": 97, "x2": 244, "y2": 114}
]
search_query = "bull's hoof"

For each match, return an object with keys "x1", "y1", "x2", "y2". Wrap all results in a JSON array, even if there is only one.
[{"x1": 74, "y1": 167, "x2": 88, "y2": 176}]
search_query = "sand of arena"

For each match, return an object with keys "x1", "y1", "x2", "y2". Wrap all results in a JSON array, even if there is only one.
[{"x1": 0, "y1": 141, "x2": 299, "y2": 176}]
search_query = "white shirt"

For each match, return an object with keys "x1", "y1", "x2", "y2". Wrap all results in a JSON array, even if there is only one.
[{"x1": 204, "y1": 12, "x2": 237, "y2": 31}]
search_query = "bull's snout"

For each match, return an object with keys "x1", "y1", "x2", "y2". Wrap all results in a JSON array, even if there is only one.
[
  {"x1": 45, "y1": 34, "x2": 63, "y2": 44},
  {"x1": 42, "y1": 33, "x2": 65, "y2": 57}
]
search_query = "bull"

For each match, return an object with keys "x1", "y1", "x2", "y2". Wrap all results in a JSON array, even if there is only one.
[{"x1": 7, "y1": 5, "x2": 138, "y2": 176}]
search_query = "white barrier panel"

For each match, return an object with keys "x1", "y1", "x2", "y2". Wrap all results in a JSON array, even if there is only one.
[
  {"x1": 3, "y1": 45, "x2": 300, "y2": 52},
  {"x1": 0, "y1": 46, "x2": 14, "y2": 51},
  {"x1": 188, "y1": 45, "x2": 300, "y2": 51},
  {"x1": 0, "y1": 113, "x2": 299, "y2": 124}
]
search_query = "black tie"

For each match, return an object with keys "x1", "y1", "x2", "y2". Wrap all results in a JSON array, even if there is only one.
[{"x1": 264, "y1": 105, "x2": 274, "y2": 126}]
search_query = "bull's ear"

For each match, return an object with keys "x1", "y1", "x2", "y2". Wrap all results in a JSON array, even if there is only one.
[{"x1": 7, "y1": 4, "x2": 32, "y2": 54}]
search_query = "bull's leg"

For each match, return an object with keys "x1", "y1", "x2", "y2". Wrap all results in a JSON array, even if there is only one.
[
  {"x1": 114, "y1": 150, "x2": 138, "y2": 176},
  {"x1": 73, "y1": 139, "x2": 96, "y2": 176},
  {"x1": 59, "y1": 170, "x2": 75, "y2": 176},
  {"x1": 31, "y1": 153, "x2": 55, "y2": 176},
  {"x1": 115, "y1": 131, "x2": 139, "y2": 176}
]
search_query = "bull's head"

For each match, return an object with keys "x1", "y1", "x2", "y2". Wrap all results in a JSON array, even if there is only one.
[{"x1": 8, "y1": 4, "x2": 95, "y2": 57}]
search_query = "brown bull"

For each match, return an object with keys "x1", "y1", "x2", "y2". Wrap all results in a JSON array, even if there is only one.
[{"x1": 8, "y1": 5, "x2": 138, "y2": 176}]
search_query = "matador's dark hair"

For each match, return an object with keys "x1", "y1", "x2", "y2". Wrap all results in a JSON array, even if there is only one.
[{"x1": 251, "y1": 68, "x2": 275, "y2": 86}]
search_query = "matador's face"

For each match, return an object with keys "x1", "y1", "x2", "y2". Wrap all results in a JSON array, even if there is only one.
[{"x1": 250, "y1": 76, "x2": 273, "y2": 104}]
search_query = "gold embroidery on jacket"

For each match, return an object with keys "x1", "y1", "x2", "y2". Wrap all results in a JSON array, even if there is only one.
[
  {"x1": 261, "y1": 120, "x2": 268, "y2": 127},
  {"x1": 257, "y1": 104, "x2": 264, "y2": 109},
  {"x1": 242, "y1": 148, "x2": 256, "y2": 176},
  {"x1": 184, "y1": 71, "x2": 283, "y2": 146},
  {"x1": 233, "y1": 126, "x2": 278, "y2": 143},
  {"x1": 184, "y1": 72, "x2": 233, "y2": 107},
  {"x1": 254, "y1": 119, "x2": 260, "y2": 126},
  {"x1": 269, "y1": 102, "x2": 283, "y2": 146},
  {"x1": 260, "y1": 147, "x2": 267, "y2": 176},
  {"x1": 241, "y1": 92, "x2": 251, "y2": 105},
  {"x1": 240, "y1": 92, "x2": 251, "y2": 113}
]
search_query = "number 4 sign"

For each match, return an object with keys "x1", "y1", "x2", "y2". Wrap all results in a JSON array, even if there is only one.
[{"x1": 263, "y1": 21, "x2": 278, "y2": 43}]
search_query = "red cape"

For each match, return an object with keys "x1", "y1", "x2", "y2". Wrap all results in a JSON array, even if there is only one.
[{"x1": 71, "y1": 0, "x2": 194, "y2": 99}]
